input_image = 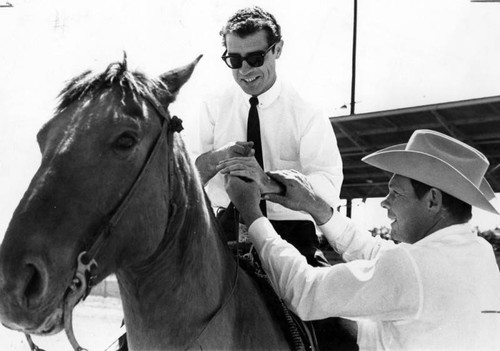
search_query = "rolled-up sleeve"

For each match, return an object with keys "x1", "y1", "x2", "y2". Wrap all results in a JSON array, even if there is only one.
[{"x1": 249, "y1": 217, "x2": 420, "y2": 322}]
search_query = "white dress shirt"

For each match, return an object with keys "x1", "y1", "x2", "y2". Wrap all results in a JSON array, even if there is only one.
[
  {"x1": 249, "y1": 211, "x2": 500, "y2": 350},
  {"x1": 195, "y1": 77, "x2": 343, "y2": 221}
]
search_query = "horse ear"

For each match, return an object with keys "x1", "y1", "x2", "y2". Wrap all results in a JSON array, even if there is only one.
[{"x1": 159, "y1": 55, "x2": 203, "y2": 98}]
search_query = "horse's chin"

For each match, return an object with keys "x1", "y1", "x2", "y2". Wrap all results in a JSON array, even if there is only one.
[{"x1": 18, "y1": 307, "x2": 64, "y2": 336}]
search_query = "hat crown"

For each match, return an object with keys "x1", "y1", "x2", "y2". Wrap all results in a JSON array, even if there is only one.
[{"x1": 406, "y1": 130, "x2": 489, "y2": 187}]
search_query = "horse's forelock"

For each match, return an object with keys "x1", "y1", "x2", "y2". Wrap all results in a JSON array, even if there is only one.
[{"x1": 56, "y1": 61, "x2": 174, "y2": 117}]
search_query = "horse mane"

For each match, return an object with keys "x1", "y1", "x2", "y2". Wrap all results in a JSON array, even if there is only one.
[{"x1": 56, "y1": 54, "x2": 174, "y2": 114}]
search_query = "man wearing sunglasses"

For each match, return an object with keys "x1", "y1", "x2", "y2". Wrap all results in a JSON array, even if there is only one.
[{"x1": 195, "y1": 6, "x2": 344, "y2": 271}]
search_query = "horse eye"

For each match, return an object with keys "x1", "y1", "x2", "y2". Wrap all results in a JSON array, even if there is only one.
[{"x1": 114, "y1": 132, "x2": 138, "y2": 150}]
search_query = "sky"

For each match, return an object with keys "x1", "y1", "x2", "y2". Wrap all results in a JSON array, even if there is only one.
[{"x1": 1, "y1": 0, "x2": 500, "y2": 238}]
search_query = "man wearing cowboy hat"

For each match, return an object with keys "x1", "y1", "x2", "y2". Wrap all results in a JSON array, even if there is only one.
[{"x1": 225, "y1": 129, "x2": 500, "y2": 350}]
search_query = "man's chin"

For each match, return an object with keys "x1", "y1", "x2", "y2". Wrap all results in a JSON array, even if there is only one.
[
  {"x1": 389, "y1": 223, "x2": 399, "y2": 241},
  {"x1": 239, "y1": 85, "x2": 260, "y2": 96}
]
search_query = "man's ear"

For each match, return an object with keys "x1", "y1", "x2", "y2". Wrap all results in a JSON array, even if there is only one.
[
  {"x1": 275, "y1": 40, "x2": 284, "y2": 59},
  {"x1": 427, "y1": 188, "x2": 444, "y2": 213}
]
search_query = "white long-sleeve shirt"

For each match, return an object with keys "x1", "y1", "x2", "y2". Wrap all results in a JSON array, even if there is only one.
[
  {"x1": 195, "y1": 77, "x2": 343, "y2": 221},
  {"x1": 249, "y1": 211, "x2": 500, "y2": 350}
]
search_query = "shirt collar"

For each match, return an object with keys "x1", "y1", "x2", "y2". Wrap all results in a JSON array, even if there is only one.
[
  {"x1": 243, "y1": 76, "x2": 282, "y2": 109},
  {"x1": 415, "y1": 223, "x2": 474, "y2": 246}
]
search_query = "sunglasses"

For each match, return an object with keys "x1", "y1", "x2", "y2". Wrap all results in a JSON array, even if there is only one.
[{"x1": 221, "y1": 42, "x2": 277, "y2": 69}]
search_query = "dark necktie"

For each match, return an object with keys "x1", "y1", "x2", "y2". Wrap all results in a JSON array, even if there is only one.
[
  {"x1": 247, "y1": 96, "x2": 267, "y2": 216},
  {"x1": 247, "y1": 96, "x2": 264, "y2": 168}
]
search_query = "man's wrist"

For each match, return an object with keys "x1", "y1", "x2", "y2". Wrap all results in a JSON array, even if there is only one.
[
  {"x1": 241, "y1": 207, "x2": 264, "y2": 227},
  {"x1": 195, "y1": 151, "x2": 219, "y2": 184},
  {"x1": 309, "y1": 201, "x2": 333, "y2": 226}
]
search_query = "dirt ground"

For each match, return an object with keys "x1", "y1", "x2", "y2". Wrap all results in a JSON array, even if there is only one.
[{"x1": 0, "y1": 296, "x2": 124, "y2": 351}]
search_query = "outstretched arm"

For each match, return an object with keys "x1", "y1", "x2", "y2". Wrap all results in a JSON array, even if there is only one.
[
  {"x1": 264, "y1": 170, "x2": 395, "y2": 261},
  {"x1": 225, "y1": 172, "x2": 418, "y2": 322}
]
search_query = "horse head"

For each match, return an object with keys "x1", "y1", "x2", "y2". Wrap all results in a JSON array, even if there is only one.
[{"x1": 0, "y1": 54, "x2": 202, "y2": 344}]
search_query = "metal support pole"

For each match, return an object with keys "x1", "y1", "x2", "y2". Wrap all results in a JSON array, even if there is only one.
[{"x1": 350, "y1": 0, "x2": 358, "y2": 115}]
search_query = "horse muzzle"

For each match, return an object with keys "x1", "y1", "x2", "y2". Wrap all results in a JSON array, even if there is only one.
[{"x1": 0, "y1": 253, "x2": 62, "y2": 331}]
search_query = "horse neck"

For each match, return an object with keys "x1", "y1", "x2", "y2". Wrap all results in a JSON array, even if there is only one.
[{"x1": 116, "y1": 137, "x2": 237, "y2": 349}]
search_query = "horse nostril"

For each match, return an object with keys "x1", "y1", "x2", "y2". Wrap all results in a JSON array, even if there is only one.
[{"x1": 24, "y1": 264, "x2": 44, "y2": 307}]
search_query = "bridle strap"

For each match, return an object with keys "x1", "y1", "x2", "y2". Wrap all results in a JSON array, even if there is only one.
[
  {"x1": 85, "y1": 94, "x2": 176, "y2": 272},
  {"x1": 24, "y1": 94, "x2": 182, "y2": 351},
  {"x1": 85, "y1": 119, "x2": 171, "y2": 264}
]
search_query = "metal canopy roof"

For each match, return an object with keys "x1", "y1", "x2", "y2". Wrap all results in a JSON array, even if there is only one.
[{"x1": 331, "y1": 95, "x2": 500, "y2": 200}]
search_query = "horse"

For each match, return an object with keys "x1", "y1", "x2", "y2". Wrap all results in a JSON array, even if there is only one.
[
  {"x1": 0, "y1": 54, "x2": 296, "y2": 350},
  {"x1": 0, "y1": 55, "x2": 358, "y2": 351}
]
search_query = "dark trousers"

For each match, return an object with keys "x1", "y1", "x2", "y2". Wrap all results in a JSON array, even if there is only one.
[{"x1": 270, "y1": 220, "x2": 330, "y2": 267}]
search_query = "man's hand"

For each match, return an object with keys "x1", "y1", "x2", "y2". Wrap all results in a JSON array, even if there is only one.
[
  {"x1": 195, "y1": 141, "x2": 254, "y2": 184},
  {"x1": 224, "y1": 175, "x2": 263, "y2": 226},
  {"x1": 217, "y1": 157, "x2": 284, "y2": 195},
  {"x1": 219, "y1": 141, "x2": 255, "y2": 158},
  {"x1": 264, "y1": 170, "x2": 333, "y2": 225}
]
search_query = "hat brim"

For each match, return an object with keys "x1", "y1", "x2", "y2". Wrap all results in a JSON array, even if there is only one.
[{"x1": 362, "y1": 144, "x2": 499, "y2": 215}]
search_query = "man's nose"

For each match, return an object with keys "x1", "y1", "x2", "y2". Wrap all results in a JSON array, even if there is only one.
[
  {"x1": 239, "y1": 60, "x2": 253, "y2": 74},
  {"x1": 380, "y1": 196, "x2": 390, "y2": 210}
]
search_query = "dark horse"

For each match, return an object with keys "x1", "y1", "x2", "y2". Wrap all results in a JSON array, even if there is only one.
[{"x1": 0, "y1": 56, "x2": 355, "y2": 350}]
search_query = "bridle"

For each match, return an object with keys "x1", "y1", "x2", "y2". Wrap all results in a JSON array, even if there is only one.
[
  {"x1": 25, "y1": 92, "x2": 239, "y2": 351},
  {"x1": 25, "y1": 94, "x2": 182, "y2": 351}
]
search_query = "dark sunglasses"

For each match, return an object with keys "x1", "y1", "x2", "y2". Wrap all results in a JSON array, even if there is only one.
[{"x1": 221, "y1": 42, "x2": 277, "y2": 69}]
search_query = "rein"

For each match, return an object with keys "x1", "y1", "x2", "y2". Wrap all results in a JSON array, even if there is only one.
[{"x1": 25, "y1": 95, "x2": 180, "y2": 351}]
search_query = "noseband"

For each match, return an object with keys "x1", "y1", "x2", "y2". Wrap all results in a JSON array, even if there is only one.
[{"x1": 25, "y1": 95, "x2": 183, "y2": 351}]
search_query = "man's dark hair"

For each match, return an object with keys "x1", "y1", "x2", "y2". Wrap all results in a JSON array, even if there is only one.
[
  {"x1": 410, "y1": 178, "x2": 472, "y2": 222},
  {"x1": 220, "y1": 6, "x2": 282, "y2": 47}
]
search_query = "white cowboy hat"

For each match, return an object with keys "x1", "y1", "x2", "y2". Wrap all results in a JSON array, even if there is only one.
[{"x1": 362, "y1": 129, "x2": 499, "y2": 215}]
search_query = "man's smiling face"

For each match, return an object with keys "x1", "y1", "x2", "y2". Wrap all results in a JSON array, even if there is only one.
[
  {"x1": 225, "y1": 30, "x2": 281, "y2": 96},
  {"x1": 381, "y1": 174, "x2": 432, "y2": 244}
]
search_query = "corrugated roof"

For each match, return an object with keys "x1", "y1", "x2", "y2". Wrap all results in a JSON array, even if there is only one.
[{"x1": 331, "y1": 95, "x2": 500, "y2": 199}]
